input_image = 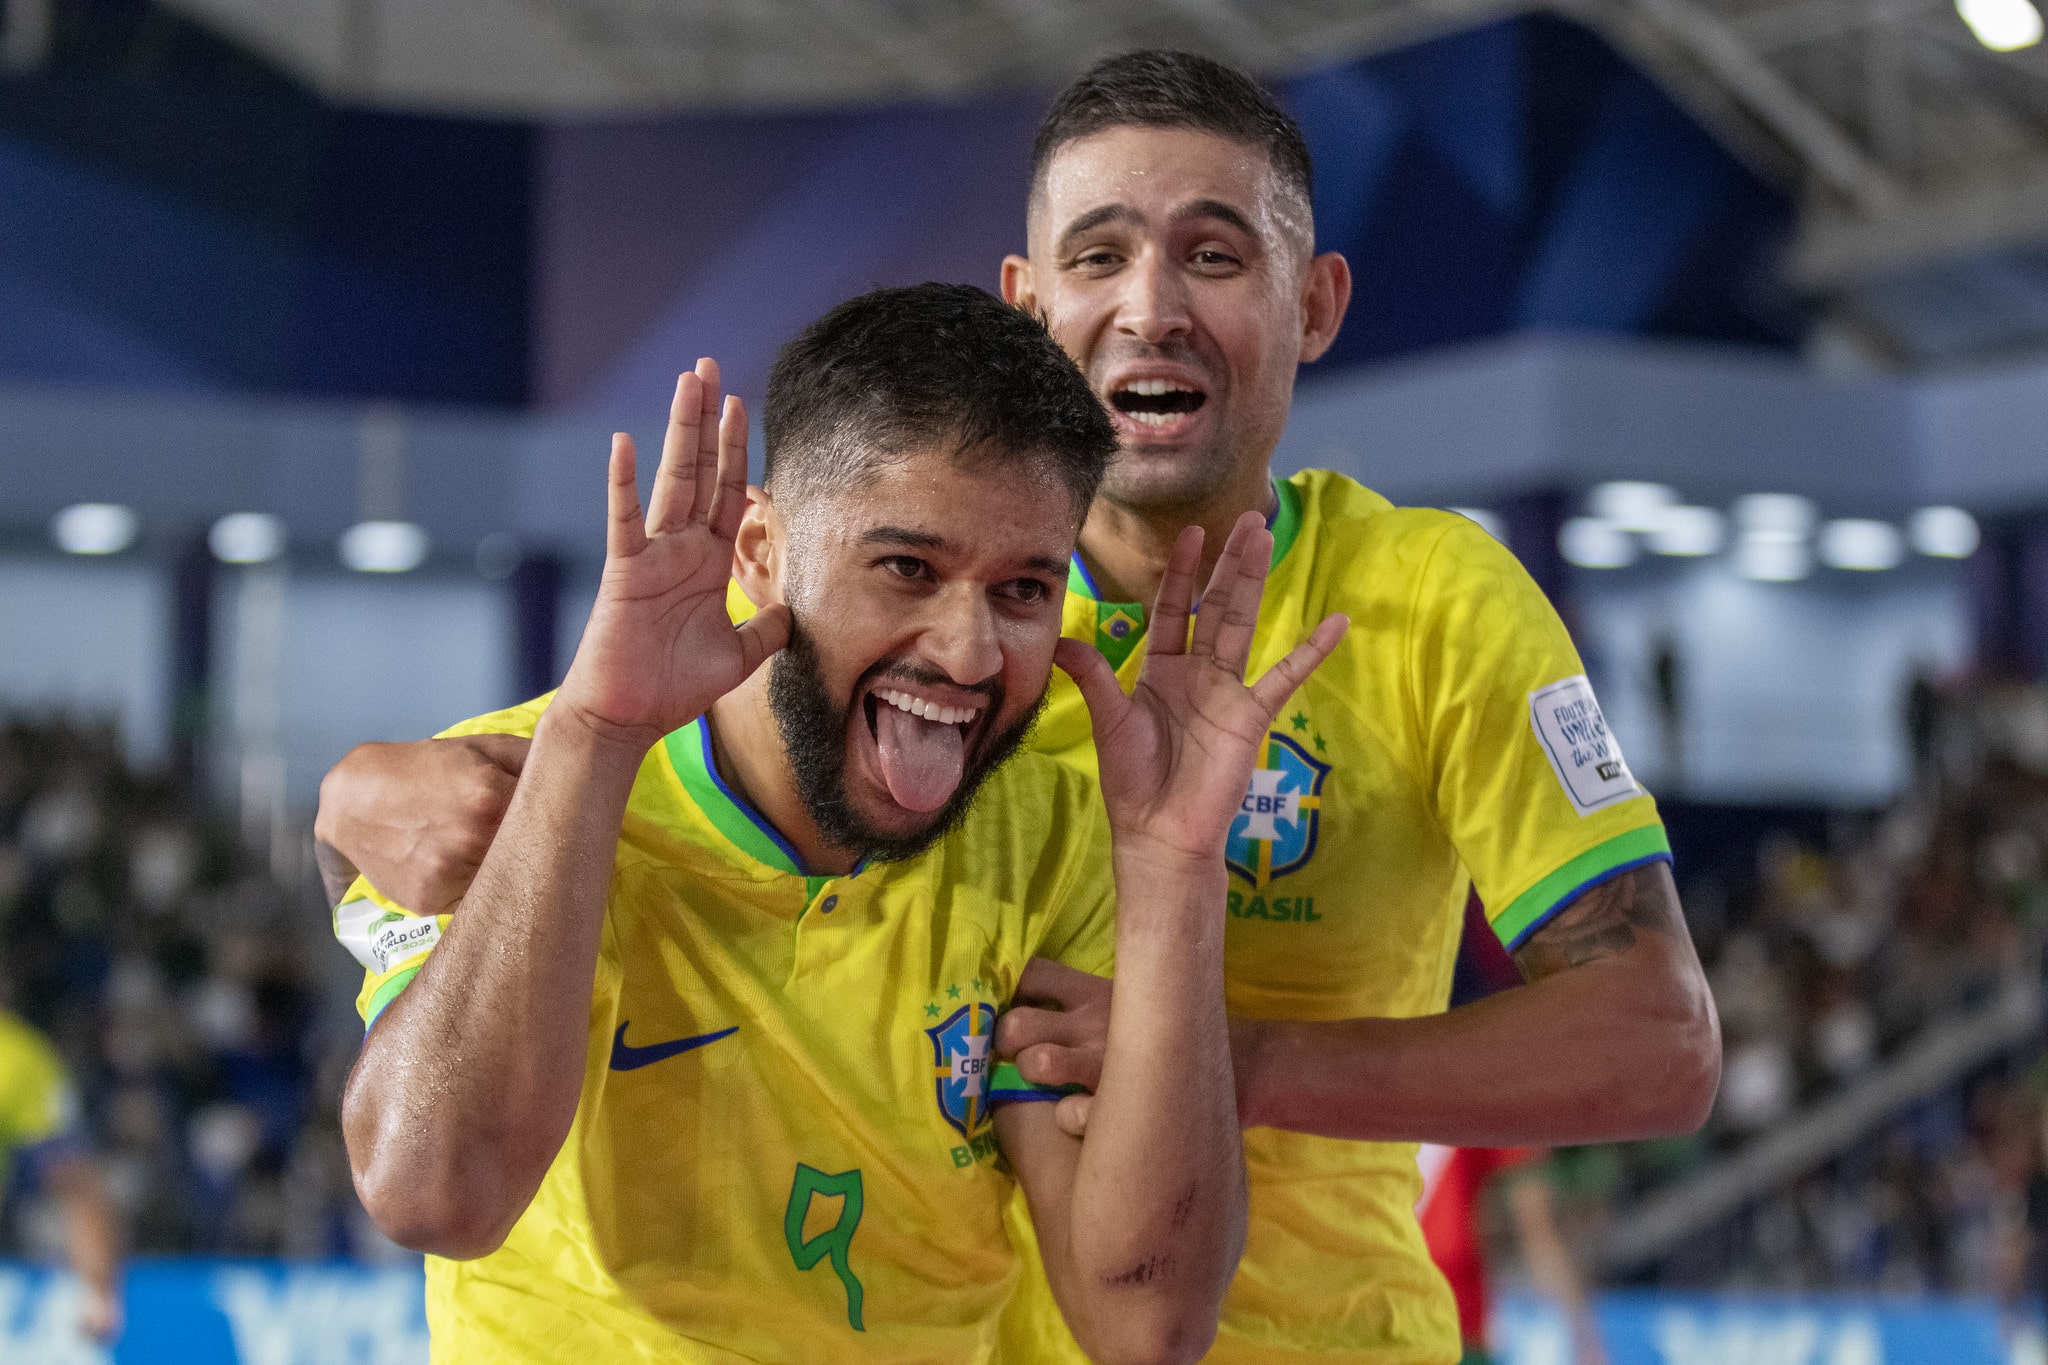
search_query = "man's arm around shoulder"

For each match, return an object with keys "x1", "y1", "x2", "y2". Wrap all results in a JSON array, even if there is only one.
[{"x1": 1235, "y1": 860, "x2": 1720, "y2": 1145}]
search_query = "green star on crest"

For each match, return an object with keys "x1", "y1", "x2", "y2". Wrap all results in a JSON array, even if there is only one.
[
  {"x1": 1290, "y1": 712, "x2": 1309, "y2": 731},
  {"x1": 947, "y1": 983, "x2": 962, "y2": 999},
  {"x1": 924, "y1": 1002, "x2": 940, "y2": 1018},
  {"x1": 1314, "y1": 733, "x2": 1328, "y2": 754}
]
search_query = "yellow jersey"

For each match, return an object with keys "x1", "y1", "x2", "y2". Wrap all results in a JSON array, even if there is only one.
[
  {"x1": 336, "y1": 695, "x2": 1118, "y2": 1364},
  {"x1": 1000, "y1": 469, "x2": 1669, "y2": 1365},
  {"x1": 0, "y1": 1010, "x2": 80, "y2": 1191}
]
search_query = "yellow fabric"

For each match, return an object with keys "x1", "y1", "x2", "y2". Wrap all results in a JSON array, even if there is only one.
[
  {"x1": 0, "y1": 1010, "x2": 75, "y2": 1189},
  {"x1": 999, "y1": 469, "x2": 1667, "y2": 1365},
  {"x1": 336, "y1": 694, "x2": 1118, "y2": 1364}
]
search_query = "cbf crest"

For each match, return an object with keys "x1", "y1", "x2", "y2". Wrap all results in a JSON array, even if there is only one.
[
  {"x1": 1225, "y1": 728, "x2": 1331, "y2": 888},
  {"x1": 926, "y1": 1002, "x2": 996, "y2": 1140}
]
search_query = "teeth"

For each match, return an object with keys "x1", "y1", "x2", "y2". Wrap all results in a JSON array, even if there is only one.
[
  {"x1": 874, "y1": 688, "x2": 981, "y2": 726},
  {"x1": 1130, "y1": 411, "x2": 1177, "y2": 427},
  {"x1": 1121, "y1": 378, "x2": 1194, "y2": 396}
]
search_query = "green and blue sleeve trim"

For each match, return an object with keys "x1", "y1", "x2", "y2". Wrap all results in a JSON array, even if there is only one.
[
  {"x1": 987, "y1": 1061, "x2": 1086, "y2": 1106},
  {"x1": 1491, "y1": 825, "x2": 1673, "y2": 952},
  {"x1": 362, "y1": 965, "x2": 423, "y2": 1031}
]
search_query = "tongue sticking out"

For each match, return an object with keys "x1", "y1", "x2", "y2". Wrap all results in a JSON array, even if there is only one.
[{"x1": 875, "y1": 704, "x2": 966, "y2": 813}]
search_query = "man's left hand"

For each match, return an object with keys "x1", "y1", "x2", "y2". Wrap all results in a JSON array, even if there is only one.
[{"x1": 1054, "y1": 511, "x2": 1346, "y2": 871}]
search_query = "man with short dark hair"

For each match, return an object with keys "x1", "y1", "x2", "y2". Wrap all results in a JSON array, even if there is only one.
[
  {"x1": 986, "y1": 51, "x2": 1715, "y2": 1365},
  {"x1": 335, "y1": 283, "x2": 1344, "y2": 1364}
]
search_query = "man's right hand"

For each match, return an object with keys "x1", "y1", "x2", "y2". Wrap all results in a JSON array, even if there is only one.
[
  {"x1": 315, "y1": 734, "x2": 530, "y2": 915},
  {"x1": 553, "y1": 366, "x2": 789, "y2": 752}
]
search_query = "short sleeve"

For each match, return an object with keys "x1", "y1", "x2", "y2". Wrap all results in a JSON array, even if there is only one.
[
  {"x1": 337, "y1": 879, "x2": 452, "y2": 1029},
  {"x1": 1407, "y1": 516, "x2": 1670, "y2": 953},
  {"x1": 334, "y1": 697, "x2": 553, "y2": 1028},
  {"x1": 1022, "y1": 771, "x2": 1117, "y2": 979}
]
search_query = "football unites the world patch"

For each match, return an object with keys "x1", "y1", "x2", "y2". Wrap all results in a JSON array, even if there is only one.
[
  {"x1": 1225, "y1": 724, "x2": 1331, "y2": 888},
  {"x1": 925, "y1": 1002, "x2": 996, "y2": 1140},
  {"x1": 1528, "y1": 674, "x2": 1640, "y2": 815}
]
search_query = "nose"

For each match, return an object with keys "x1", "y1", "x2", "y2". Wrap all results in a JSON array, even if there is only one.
[
  {"x1": 916, "y1": 586, "x2": 1004, "y2": 689},
  {"x1": 1114, "y1": 247, "x2": 1192, "y2": 346}
]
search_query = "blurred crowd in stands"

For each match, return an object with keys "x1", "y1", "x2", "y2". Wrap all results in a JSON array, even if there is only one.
[
  {"x1": 1538, "y1": 681, "x2": 2048, "y2": 1313},
  {"x1": 0, "y1": 719, "x2": 391, "y2": 1264},
  {"x1": 2, "y1": 683, "x2": 2046, "y2": 1321}
]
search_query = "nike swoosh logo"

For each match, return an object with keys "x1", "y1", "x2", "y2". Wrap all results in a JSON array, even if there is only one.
[{"x1": 609, "y1": 1021, "x2": 739, "y2": 1072}]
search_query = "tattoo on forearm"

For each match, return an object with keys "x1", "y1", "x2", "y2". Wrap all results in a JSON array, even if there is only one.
[{"x1": 1512, "y1": 864, "x2": 1681, "y2": 980}]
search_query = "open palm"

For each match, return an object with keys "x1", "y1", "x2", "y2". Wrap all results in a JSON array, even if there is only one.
[
  {"x1": 1056, "y1": 513, "x2": 1347, "y2": 864},
  {"x1": 556, "y1": 360, "x2": 791, "y2": 749}
]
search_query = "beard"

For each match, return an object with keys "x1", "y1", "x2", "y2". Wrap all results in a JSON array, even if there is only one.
[{"x1": 766, "y1": 617, "x2": 1042, "y2": 866}]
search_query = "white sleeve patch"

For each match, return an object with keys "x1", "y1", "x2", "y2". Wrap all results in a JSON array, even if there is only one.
[
  {"x1": 335, "y1": 897, "x2": 443, "y2": 975},
  {"x1": 1528, "y1": 674, "x2": 1640, "y2": 815}
]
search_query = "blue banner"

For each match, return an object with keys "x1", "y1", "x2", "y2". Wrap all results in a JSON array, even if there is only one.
[
  {"x1": 5, "y1": 1262, "x2": 2038, "y2": 1363},
  {"x1": 1497, "y1": 1289, "x2": 2027, "y2": 1365},
  {"x1": 1, "y1": 1261, "x2": 428, "y2": 1364}
]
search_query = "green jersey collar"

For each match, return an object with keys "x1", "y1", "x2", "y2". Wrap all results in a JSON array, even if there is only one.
[
  {"x1": 1066, "y1": 479, "x2": 1300, "y2": 670},
  {"x1": 1066, "y1": 477, "x2": 1302, "y2": 603},
  {"x1": 665, "y1": 717, "x2": 824, "y2": 884},
  {"x1": 664, "y1": 717, "x2": 862, "y2": 902}
]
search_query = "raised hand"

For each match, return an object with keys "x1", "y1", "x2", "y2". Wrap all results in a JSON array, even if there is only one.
[
  {"x1": 556, "y1": 360, "x2": 791, "y2": 749},
  {"x1": 1054, "y1": 511, "x2": 1347, "y2": 867}
]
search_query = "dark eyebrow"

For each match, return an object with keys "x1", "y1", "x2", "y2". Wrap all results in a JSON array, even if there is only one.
[
  {"x1": 1172, "y1": 199, "x2": 1257, "y2": 237},
  {"x1": 861, "y1": 527, "x2": 1067, "y2": 580},
  {"x1": 860, "y1": 526, "x2": 952, "y2": 552},
  {"x1": 1056, "y1": 199, "x2": 1259, "y2": 253},
  {"x1": 1055, "y1": 203, "x2": 1140, "y2": 251}
]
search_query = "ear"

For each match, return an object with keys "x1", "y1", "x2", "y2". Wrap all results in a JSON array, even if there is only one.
[
  {"x1": 1000, "y1": 254, "x2": 1037, "y2": 315},
  {"x1": 1297, "y1": 251, "x2": 1352, "y2": 365},
  {"x1": 732, "y1": 487, "x2": 784, "y2": 607}
]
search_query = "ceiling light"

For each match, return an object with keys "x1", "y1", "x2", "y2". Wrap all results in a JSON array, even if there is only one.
[
  {"x1": 1447, "y1": 507, "x2": 1504, "y2": 542},
  {"x1": 1648, "y1": 505, "x2": 1726, "y2": 556},
  {"x1": 1957, "y1": 0, "x2": 2043, "y2": 50},
  {"x1": 1589, "y1": 482, "x2": 1677, "y2": 533},
  {"x1": 209, "y1": 512, "x2": 287, "y2": 565},
  {"x1": 1734, "y1": 493, "x2": 1816, "y2": 539},
  {"x1": 1738, "y1": 533, "x2": 1811, "y2": 582},
  {"x1": 52, "y1": 503, "x2": 138, "y2": 556},
  {"x1": 340, "y1": 521, "x2": 429, "y2": 573},
  {"x1": 1819, "y1": 519, "x2": 1904, "y2": 571},
  {"x1": 1909, "y1": 506, "x2": 1980, "y2": 559},
  {"x1": 1560, "y1": 517, "x2": 1636, "y2": 569}
]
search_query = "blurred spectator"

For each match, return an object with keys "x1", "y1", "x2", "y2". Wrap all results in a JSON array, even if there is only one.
[
  {"x1": 0, "y1": 1000, "x2": 122, "y2": 1342},
  {"x1": 0, "y1": 715, "x2": 372, "y2": 1266},
  {"x1": 1419, "y1": 1144, "x2": 1606, "y2": 1365}
]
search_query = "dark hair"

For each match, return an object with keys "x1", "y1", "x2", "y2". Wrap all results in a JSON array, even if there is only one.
[
  {"x1": 763, "y1": 282, "x2": 1114, "y2": 511},
  {"x1": 1032, "y1": 49, "x2": 1313, "y2": 208}
]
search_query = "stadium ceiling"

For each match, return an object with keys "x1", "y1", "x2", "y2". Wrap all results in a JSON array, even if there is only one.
[{"x1": 132, "y1": 0, "x2": 2048, "y2": 323}]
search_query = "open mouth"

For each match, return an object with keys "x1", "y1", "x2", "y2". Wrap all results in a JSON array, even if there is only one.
[
  {"x1": 860, "y1": 685, "x2": 988, "y2": 815},
  {"x1": 1110, "y1": 378, "x2": 1207, "y2": 429}
]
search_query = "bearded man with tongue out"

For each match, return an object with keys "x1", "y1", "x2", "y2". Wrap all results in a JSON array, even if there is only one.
[{"x1": 330, "y1": 283, "x2": 1346, "y2": 1365}]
